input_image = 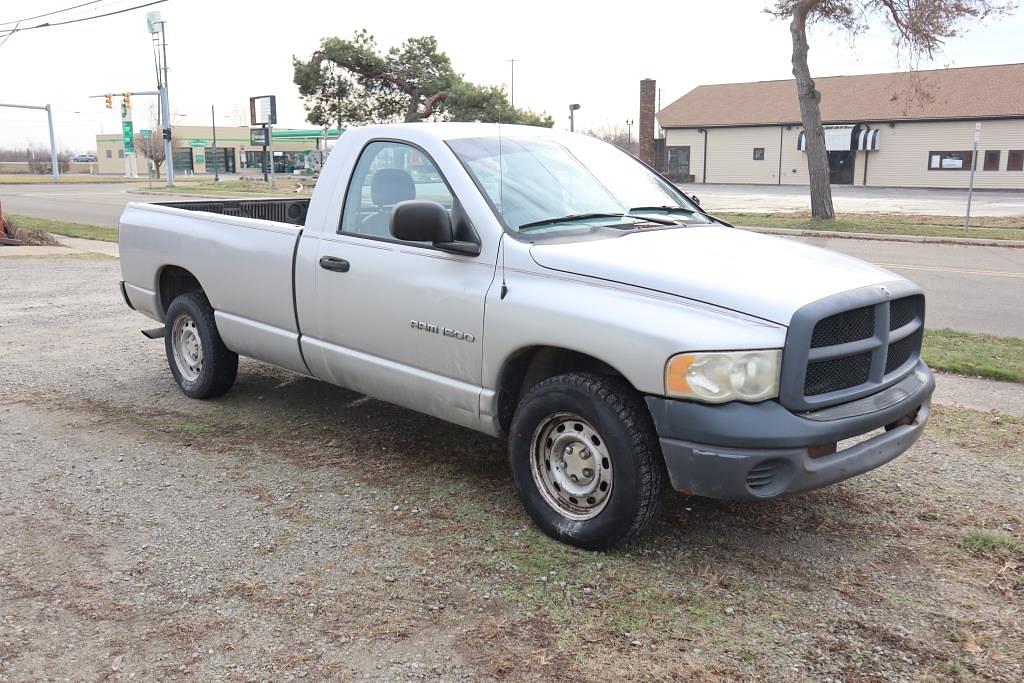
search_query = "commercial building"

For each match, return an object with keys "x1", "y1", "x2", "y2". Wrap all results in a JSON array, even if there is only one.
[
  {"x1": 95, "y1": 125, "x2": 339, "y2": 176},
  {"x1": 655, "y1": 63, "x2": 1024, "y2": 189}
]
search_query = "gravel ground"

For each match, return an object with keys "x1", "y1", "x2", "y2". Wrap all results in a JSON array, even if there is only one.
[{"x1": 1, "y1": 254, "x2": 1022, "y2": 681}]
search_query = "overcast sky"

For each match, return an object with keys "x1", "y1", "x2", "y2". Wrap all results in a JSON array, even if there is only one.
[{"x1": 2, "y1": 0, "x2": 1022, "y2": 152}]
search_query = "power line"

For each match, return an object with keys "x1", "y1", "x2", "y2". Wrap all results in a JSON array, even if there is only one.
[
  {"x1": 0, "y1": 0, "x2": 105, "y2": 27},
  {"x1": 0, "y1": 0, "x2": 166, "y2": 36}
]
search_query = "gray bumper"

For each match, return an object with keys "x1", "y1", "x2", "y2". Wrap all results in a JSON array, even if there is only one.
[{"x1": 645, "y1": 361, "x2": 934, "y2": 500}]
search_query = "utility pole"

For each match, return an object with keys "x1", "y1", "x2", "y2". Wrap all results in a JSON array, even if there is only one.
[
  {"x1": 0, "y1": 102, "x2": 60, "y2": 181},
  {"x1": 626, "y1": 119, "x2": 634, "y2": 147},
  {"x1": 506, "y1": 58, "x2": 519, "y2": 109},
  {"x1": 211, "y1": 104, "x2": 219, "y2": 182},
  {"x1": 965, "y1": 122, "x2": 981, "y2": 231}
]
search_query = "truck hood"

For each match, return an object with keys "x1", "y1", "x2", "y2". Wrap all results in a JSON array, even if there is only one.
[{"x1": 529, "y1": 225, "x2": 901, "y2": 325}]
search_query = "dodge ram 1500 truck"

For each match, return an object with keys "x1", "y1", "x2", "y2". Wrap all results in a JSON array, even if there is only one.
[{"x1": 119, "y1": 123, "x2": 934, "y2": 549}]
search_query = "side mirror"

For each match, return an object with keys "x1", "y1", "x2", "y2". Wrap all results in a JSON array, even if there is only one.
[
  {"x1": 390, "y1": 200, "x2": 480, "y2": 256},
  {"x1": 690, "y1": 195, "x2": 701, "y2": 206}
]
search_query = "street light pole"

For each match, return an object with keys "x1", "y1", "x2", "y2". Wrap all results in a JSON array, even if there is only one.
[
  {"x1": 507, "y1": 58, "x2": 519, "y2": 109},
  {"x1": 0, "y1": 102, "x2": 60, "y2": 181},
  {"x1": 569, "y1": 103, "x2": 580, "y2": 133},
  {"x1": 626, "y1": 119, "x2": 634, "y2": 148},
  {"x1": 211, "y1": 104, "x2": 219, "y2": 182}
]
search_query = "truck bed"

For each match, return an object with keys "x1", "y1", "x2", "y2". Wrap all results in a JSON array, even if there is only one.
[{"x1": 156, "y1": 197, "x2": 310, "y2": 226}]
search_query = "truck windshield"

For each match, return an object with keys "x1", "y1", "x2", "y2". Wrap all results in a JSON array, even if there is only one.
[{"x1": 448, "y1": 134, "x2": 710, "y2": 235}]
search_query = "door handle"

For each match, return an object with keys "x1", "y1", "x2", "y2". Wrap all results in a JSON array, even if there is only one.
[{"x1": 319, "y1": 255, "x2": 350, "y2": 273}]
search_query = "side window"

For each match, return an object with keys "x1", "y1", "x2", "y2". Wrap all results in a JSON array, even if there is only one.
[{"x1": 340, "y1": 141, "x2": 454, "y2": 239}]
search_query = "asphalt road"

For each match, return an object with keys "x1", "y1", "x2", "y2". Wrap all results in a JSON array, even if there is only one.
[
  {"x1": 0, "y1": 182, "x2": 173, "y2": 229},
  {"x1": 2, "y1": 181, "x2": 1022, "y2": 336},
  {"x1": 679, "y1": 183, "x2": 1024, "y2": 217}
]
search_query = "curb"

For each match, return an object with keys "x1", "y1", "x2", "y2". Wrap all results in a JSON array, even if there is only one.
[{"x1": 737, "y1": 225, "x2": 1024, "y2": 249}]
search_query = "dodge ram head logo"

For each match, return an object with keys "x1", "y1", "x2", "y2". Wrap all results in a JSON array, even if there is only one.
[{"x1": 410, "y1": 320, "x2": 476, "y2": 343}]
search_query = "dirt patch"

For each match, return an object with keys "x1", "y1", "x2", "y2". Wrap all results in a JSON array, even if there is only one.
[{"x1": 1, "y1": 255, "x2": 1022, "y2": 681}]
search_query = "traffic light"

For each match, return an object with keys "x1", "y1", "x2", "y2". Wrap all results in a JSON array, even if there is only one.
[
  {"x1": 123, "y1": 92, "x2": 131, "y2": 109},
  {"x1": 104, "y1": 93, "x2": 113, "y2": 109}
]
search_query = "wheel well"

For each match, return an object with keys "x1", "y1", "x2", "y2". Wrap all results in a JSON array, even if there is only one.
[
  {"x1": 495, "y1": 347, "x2": 628, "y2": 436},
  {"x1": 158, "y1": 266, "x2": 204, "y2": 320}
]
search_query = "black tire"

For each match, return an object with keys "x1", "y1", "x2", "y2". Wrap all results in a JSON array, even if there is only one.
[
  {"x1": 508, "y1": 372, "x2": 665, "y2": 550},
  {"x1": 164, "y1": 292, "x2": 238, "y2": 399}
]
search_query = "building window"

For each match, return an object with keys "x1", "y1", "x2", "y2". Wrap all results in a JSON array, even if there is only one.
[
  {"x1": 118, "y1": 149, "x2": 125, "y2": 159},
  {"x1": 1009, "y1": 150, "x2": 1024, "y2": 172},
  {"x1": 927, "y1": 151, "x2": 973, "y2": 170},
  {"x1": 665, "y1": 146, "x2": 691, "y2": 181},
  {"x1": 753, "y1": 147, "x2": 765, "y2": 161},
  {"x1": 105, "y1": 149, "x2": 112, "y2": 159},
  {"x1": 983, "y1": 150, "x2": 1001, "y2": 171}
]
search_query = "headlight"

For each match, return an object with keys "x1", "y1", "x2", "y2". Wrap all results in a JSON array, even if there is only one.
[{"x1": 665, "y1": 350, "x2": 782, "y2": 403}]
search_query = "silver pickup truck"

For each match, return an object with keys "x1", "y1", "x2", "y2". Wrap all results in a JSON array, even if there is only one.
[{"x1": 119, "y1": 123, "x2": 934, "y2": 549}]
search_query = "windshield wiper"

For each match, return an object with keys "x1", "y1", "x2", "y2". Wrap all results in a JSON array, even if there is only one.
[
  {"x1": 628, "y1": 205, "x2": 699, "y2": 215},
  {"x1": 518, "y1": 212, "x2": 629, "y2": 232}
]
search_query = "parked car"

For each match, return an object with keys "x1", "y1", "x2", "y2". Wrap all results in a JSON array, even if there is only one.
[
  {"x1": 118, "y1": 123, "x2": 934, "y2": 549},
  {"x1": 74, "y1": 154, "x2": 97, "y2": 163}
]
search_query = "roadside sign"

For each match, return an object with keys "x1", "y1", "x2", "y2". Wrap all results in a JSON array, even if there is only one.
[
  {"x1": 250, "y1": 128, "x2": 270, "y2": 146},
  {"x1": 140, "y1": 129, "x2": 153, "y2": 138},
  {"x1": 121, "y1": 102, "x2": 134, "y2": 153},
  {"x1": 249, "y1": 95, "x2": 277, "y2": 125}
]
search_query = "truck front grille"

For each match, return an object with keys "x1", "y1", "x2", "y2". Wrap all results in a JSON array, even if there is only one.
[{"x1": 781, "y1": 288, "x2": 925, "y2": 411}]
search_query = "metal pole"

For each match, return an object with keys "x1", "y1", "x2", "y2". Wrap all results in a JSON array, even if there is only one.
[
  {"x1": 965, "y1": 122, "x2": 980, "y2": 231},
  {"x1": 160, "y1": 84, "x2": 175, "y2": 187},
  {"x1": 261, "y1": 124, "x2": 268, "y2": 182},
  {"x1": 269, "y1": 124, "x2": 275, "y2": 188},
  {"x1": 211, "y1": 104, "x2": 219, "y2": 182},
  {"x1": 45, "y1": 104, "x2": 59, "y2": 182},
  {"x1": 570, "y1": 109, "x2": 574, "y2": 132}
]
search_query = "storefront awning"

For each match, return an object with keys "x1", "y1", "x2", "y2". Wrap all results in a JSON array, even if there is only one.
[
  {"x1": 797, "y1": 126, "x2": 880, "y2": 152},
  {"x1": 857, "y1": 127, "x2": 880, "y2": 151}
]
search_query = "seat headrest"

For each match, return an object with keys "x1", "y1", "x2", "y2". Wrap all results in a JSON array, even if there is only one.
[{"x1": 370, "y1": 168, "x2": 415, "y2": 206}]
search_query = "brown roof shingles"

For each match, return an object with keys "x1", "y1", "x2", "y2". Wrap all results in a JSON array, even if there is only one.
[{"x1": 657, "y1": 63, "x2": 1024, "y2": 128}]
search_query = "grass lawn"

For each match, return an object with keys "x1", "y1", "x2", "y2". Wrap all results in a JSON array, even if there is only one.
[
  {"x1": 146, "y1": 178, "x2": 313, "y2": 197},
  {"x1": 7, "y1": 214, "x2": 118, "y2": 242},
  {"x1": 717, "y1": 211, "x2": 1024, "y2": 241},
  {"x1": 923, "y1": 328, "x2": 1024, "y2": 383},
  {"x1": 0, "y1": 173, "x2": 151, "y2": 185}
]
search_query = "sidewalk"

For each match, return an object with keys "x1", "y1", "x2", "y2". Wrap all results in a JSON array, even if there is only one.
[
  {"x1": 0, "y1": 236, "x2": 119, "y2": 258},
  {"x1": 739, "y1": 225, "x2": 1024, "y2": 249},
  {"x1": 932, "y1": 373, "x2": 1024, "y2": 417}
]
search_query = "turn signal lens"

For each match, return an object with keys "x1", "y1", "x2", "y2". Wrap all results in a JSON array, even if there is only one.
[{"x1": 665, "y1": 350, "x2": 782, "y2": 403}]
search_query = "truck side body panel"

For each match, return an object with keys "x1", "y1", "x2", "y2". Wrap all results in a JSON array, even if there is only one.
[{"x1": 118, "y1": 203, "x2": 308, "y2": 375}]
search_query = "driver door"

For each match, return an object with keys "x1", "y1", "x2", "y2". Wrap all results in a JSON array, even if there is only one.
[{"x1": 307, "y1": 140, "x2": 498, "y2": 430}]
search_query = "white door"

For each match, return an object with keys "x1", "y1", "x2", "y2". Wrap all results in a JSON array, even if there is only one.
[{"x1": 305, "y1": 140, "x2": 498, "y2": 429}]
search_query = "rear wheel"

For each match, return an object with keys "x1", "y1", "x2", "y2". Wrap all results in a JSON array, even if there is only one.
[
  {"x1": 164, "y1": 292, "x2": 238, "y2": 399},
  {"x1": 508, "y1": 372, "x2": 665, "y2": 550}
]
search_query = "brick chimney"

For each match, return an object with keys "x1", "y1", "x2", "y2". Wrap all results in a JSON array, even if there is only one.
[{"x1": 639, "y1": 78, "x2": 656, "y2": 166}]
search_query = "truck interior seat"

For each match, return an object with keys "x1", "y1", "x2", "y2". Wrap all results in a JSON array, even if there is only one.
[{"x1": 361, "y1": 168, "x2": 416, "y2": 237}]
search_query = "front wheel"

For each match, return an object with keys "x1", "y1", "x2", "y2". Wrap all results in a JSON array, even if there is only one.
[
  {"x1": 164, "y1": 292, "x2": 238, "y2": 399},
  {"x1": 508, "y1": 372, "x2": 665, "y2": 550}
]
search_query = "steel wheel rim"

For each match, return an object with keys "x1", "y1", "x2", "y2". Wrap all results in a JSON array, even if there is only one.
[
  {"x1": 530, "y1": 412, "x2": 613, "y2": 521},
  {"x1": 171, "y1": 314, "x2": 203, "y2": 382}
]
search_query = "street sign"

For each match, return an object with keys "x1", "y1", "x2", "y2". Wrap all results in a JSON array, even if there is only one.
[
  {"x1": 974, "y1": 121, "x2": 982, "y2": 143},
  {"x1": 121, "y1": 102, "x2": 135, "y2": 153},
  {"x1": 249, "y1": 95, "x2": 277, "y2": 125},
  {"x1": 146, "y1": 11, "x2": 162, "y2": 34},
  {"x1": 189, "y1": 140, "x2": 207, "y2": 148},
  {"x1": 140, "y1": 129, "x2": 153, "y2": 138},
  {"x1": 250, "y1": 127, "x2": 270, "y2": 146}
]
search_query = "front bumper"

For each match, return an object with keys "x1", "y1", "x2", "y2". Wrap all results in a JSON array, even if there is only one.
[{"x1": 645, "y1": 360, "x2": 934, "y2": 500}]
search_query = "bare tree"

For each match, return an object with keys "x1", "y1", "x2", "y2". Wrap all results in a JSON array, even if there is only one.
[
  {"x1": 137, "y1": 106, "x2": 166, "y2": 178},
  {"x1": 769, "y1": 0, "x2": 1014, "y2": 218},
  {"x1": 584, "y1": 125, "x2": 636, "y2": 155}
]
